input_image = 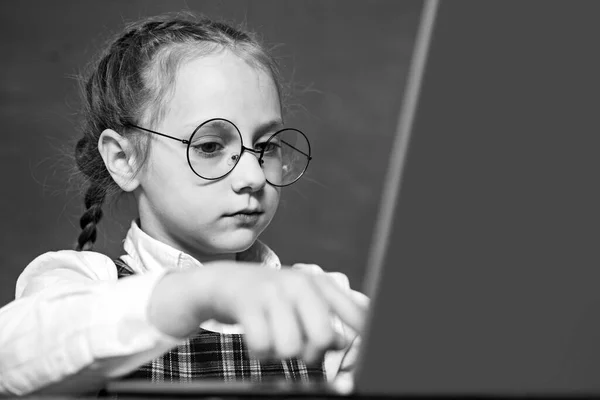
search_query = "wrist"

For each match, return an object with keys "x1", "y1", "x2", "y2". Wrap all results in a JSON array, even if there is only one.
[
  {"x1": 187, "y1": 265, "x2": 220, "y2": 323},
  {"x1": 147, "y1": 267, "x2": 218, "y2": 338}
]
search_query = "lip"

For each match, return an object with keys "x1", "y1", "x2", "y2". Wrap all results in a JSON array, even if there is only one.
[
  {"x1": 225, "y1": 209, "x2": 264, "y2": 216},
  {"x1": 225, "y1": 210, "x2": 264, "y2": 225}
]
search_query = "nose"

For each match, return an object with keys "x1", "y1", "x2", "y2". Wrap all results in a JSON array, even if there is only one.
[{"x1": 229, "y1": 149, "x2": 267, "y2": 193}]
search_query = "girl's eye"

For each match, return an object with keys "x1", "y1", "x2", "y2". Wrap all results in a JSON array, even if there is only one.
[
  {"x1": 200, "y1": 142, "x2": 219, "y2": 153},
  {"x1": 256, "y1": 141, "x2": 281, "y2": 153},
  {"x1": 193, "y1": 141, "x2": 225, "y2": 155}
]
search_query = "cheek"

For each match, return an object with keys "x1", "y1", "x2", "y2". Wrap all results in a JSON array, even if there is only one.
[
  {"x1": 140, "y1": 150, "x2": 195, "y2": 205},
  {"x1": 265, "y1": 187, "x2": 281, "y2": 215},
  {"x1": 144, "y1": 144, "x2": 176, "y2": 177},
  {"x1": 147, "y1": 144, "x2": 202, "y2": 185}
]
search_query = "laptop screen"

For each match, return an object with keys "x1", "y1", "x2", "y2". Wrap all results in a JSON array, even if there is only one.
[{"x1": 355, "y1": 0, "x2": 600, "y2": 395}]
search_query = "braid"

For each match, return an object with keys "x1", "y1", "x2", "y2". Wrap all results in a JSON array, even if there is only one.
[{"x1": 76, "y1": 183, "x2": 107, "y2": 251}]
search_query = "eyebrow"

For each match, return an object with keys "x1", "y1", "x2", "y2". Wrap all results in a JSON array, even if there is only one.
[
  {"x1": 182, "y1": 119, "x2": 284, "y2": 138},
  {"x1": 253, "y1": 119, "x2": 284, "y2": 138}
]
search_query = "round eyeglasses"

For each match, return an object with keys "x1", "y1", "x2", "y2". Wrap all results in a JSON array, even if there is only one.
[{"x1": 127, "y1": 118, "x2": 312, "y2": 187}]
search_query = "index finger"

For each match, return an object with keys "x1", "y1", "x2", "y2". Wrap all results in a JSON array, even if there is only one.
[{"x1": 311, "y1": 274, "x2": 368, "y2": 335}]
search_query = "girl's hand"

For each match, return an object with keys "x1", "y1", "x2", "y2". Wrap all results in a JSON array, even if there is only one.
[{"x1": 200, "y1": 261, "x2": 368, "y2": 365}]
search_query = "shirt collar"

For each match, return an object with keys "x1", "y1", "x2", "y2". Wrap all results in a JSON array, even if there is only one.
[{"x1": 122, "y1": 219, "x2": 281, "y2": 274}]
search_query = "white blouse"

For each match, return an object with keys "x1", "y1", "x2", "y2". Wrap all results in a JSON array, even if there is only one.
[{"x1": 0, "y1": 220, "x2": 365, "y2": 395}]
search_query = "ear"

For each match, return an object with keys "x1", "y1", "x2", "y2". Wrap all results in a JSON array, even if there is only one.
[{"x1": 98, "y1": 129, "x2": 142, "y2": 192}]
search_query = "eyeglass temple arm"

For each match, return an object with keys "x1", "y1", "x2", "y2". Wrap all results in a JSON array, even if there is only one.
[
  {"x1": 281, "y1": 139, "x2": 312, "y2": 159},
  {"x1": 128, "y1": 124, "x2": 190, "y2": 145}
]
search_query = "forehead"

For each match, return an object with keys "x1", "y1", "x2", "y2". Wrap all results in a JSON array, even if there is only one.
[{"x1": 161, "y1": 50, "x2": 281, "y2": 132}]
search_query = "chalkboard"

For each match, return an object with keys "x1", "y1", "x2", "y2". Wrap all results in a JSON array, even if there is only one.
[{"x1": 0, "y1": 0, "x2": 422, "y2": 307}]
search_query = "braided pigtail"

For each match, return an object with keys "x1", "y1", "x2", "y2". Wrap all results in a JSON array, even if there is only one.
[
  {"x1": 76, "y1": 183, "x2": 107, "y2": 251},
  {"x1": 73, "y1": 135, "x2": 112, "y2": 251}
]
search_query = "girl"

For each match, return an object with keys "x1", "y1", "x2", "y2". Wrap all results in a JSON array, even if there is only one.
[{"x1": 0, "y1": 12, "x2": 367, "y2": 396}]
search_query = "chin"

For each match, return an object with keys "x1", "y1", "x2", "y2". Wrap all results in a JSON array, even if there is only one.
[{"x1": 212, "y1": 229, "x2": 260, "y2": 253}]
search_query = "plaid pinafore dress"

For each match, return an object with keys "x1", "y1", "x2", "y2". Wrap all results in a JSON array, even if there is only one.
[{"x1": 113, "y1": 258, "x2": 327, "y2": 383}]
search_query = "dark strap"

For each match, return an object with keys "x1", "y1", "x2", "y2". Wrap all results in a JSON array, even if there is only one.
[{"x1": 114, "y1": 257, "x2": 135, "y2": 278}]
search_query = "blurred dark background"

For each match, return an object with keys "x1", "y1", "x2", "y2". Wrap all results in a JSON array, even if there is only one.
[{"x1": 0, "y1": 0, "x2": 422, "y2": 307}]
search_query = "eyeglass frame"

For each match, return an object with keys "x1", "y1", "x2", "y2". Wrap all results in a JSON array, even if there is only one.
[{"x1": 125, "y1": 118, "x2": 313, "y2": 187}]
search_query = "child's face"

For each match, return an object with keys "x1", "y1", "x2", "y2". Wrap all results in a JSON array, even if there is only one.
[{"x1": 135, "y1": 50, "x2": 282, "y2": 260}]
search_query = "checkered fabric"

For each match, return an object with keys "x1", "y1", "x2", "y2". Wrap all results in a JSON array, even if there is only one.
[{"x1": 114, "y1": 258, "x2": 327, "y2": 383}]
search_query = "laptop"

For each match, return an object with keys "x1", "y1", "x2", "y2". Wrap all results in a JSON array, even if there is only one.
[
  {"x1": 109, "y1": 0, "x2": 600, "y2": 396},
  {"x1": 354, "y1": 0, "x2": 600, "y2": 396}
]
